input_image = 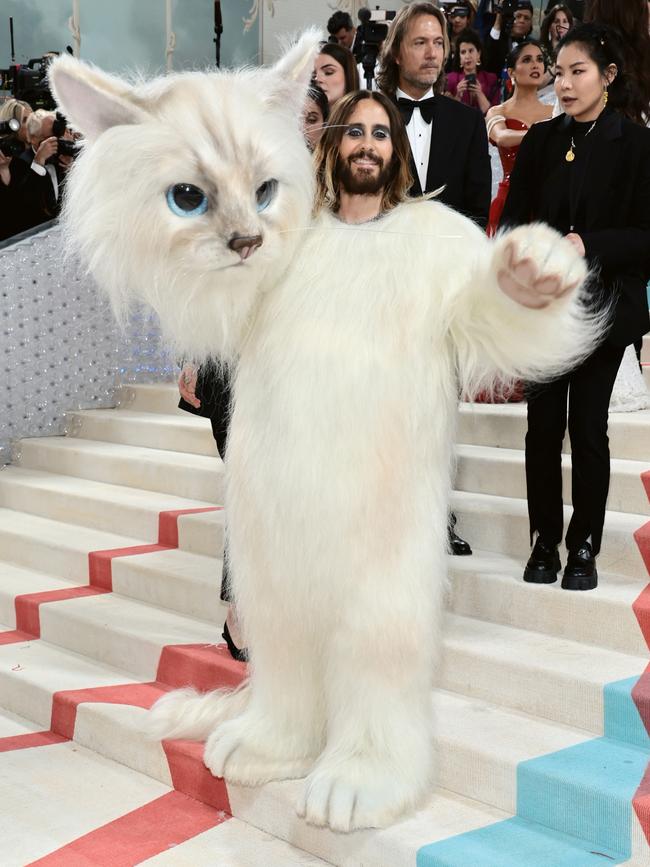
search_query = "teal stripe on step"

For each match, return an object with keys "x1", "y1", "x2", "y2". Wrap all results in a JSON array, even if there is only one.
[
  {"x1": 517, "y1": 736, "x2": 648, "y2": 857},
  {"x1": 416, "y1": 816, "x2": 626, "y2": 867},
  {"x1": 417, "y1": 673, "x2": 649, "y2": 865},
  {"x1": 604, "y1": 676, "x2": 649, "y2": 750}
]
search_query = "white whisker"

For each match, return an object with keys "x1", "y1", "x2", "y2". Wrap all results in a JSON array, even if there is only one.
[{"x1": 277, "y1": 226, "x2": 465, "y2": 239}]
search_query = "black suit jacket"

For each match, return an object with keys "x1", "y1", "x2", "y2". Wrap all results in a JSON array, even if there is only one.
[
  {"x1": 401, "y1": 94, "x2": 491, "y2": 229},
  {"x1": 500, "y1": 110, "x2": 650, "y2": 347}
]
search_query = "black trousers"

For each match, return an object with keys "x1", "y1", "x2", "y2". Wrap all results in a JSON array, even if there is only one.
[
  {"x1": 179, "y1": 363, "x2": 233, "y2": 603},
  {"x1": 525, "y1": 341, "x2": 624, "y2": 556}
]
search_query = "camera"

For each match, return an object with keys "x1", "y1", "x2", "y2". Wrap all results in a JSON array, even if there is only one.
[
  {"x1": 493, "y1": 0, "x2": 518, "y2": 14},
  {"x1": 56, "y1": 138, "x2": 81, "y2": 158},
  {"x1": 0, "y1": 136, "x2": 23, "y2": 157},
  {"x1": 0, "y1": 117, "x2": 22, "y2": 158},
  {"x1": 0, "y1": 118, "x2": 20, "y2": 136},
  {"x1": 357, "y1": 7, "x2": 395, "y2": 88},
  {"x1": 0, "y1": 56, "x2": 56, "y2": 110}
]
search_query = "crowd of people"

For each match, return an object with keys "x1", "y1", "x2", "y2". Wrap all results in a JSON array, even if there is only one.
[
  {"x1": 0, "y1": 98, "x2": 78, "y2": 241},
  {"x1": 1, "y1": 2, "x2": 649, "y2": 660}
]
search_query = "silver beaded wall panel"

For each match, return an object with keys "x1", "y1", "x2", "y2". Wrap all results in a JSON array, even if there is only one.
[{"x1": 0, "y1": 226, "x2": 174, "y2": 463}]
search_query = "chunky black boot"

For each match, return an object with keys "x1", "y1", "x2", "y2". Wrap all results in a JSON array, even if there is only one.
[
  {"x1": 523, "y1": 538, "x2": 561, "y2": 584},
  {"x1": 562, "y1": 542, "x2": 598, "y2": 591}
]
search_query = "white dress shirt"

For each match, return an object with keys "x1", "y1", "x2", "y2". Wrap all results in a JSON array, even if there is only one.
[{"x1": 396, "y1": 86, "x2": 434, "y2": 192}]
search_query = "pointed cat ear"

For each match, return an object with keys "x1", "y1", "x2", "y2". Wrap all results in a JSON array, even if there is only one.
[
  {"x1": 266, "y1": 28, "x2": 323, "y2": 112},
  {"x1": 48, "y1": 55, "x2": 149, "y2": 142}
]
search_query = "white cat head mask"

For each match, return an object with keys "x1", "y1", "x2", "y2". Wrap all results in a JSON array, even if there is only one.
[{"x1": 49, "y1": 32, "x2": 321, "y2": 359}]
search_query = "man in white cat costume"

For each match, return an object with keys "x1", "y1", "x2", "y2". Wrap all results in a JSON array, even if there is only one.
[{"x1": 49, "y1": 33, "x2": 600, "y2": 833}]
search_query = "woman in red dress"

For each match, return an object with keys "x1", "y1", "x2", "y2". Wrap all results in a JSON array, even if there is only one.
[{"x1": 485, "y1": 39, "x2": 553, "y2": 236}]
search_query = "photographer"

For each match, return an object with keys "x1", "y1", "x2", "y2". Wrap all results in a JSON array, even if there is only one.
[
  {"x1": 326, "y1": 11, "x2": 359, "y2": 58},
  {"x1": 8, "y1": 109, "x2": 76, "y2": 237},
  {"x1": 446, "y1": 29, "x2": 500, "y2": 113},
  {"x1": 483, "y1": 0, "x2": 534, "y2": 76}
]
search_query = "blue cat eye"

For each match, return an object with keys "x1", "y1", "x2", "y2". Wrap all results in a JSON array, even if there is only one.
[
  {"x1": 166, "y1": 183, "x2": 208, "y2": 217},
  {"x1": 255, "y1": 179, "x2": 278, "y2": 213}
]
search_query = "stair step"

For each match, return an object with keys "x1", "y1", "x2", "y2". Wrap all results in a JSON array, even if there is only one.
[
  {"x1": 115, "y1": 382, "x2": 186, "y2": 416},
  {"x1": 443, "y1": 612, "x2": 645, "y2": 738},
  {"x1": 2, "y1": 550, "x2": 640, "y2": 742},
  {"x1": 16, "y1": 436, "x2": 225, "y2": 503},
  {"x1": 3, "y1": 636, "x2": 639, "y2": 866},
  {"x1": 455, "y1": 444, "x2": 649, "y2": 515},
  {"x1": 110, "y1": 548, "x2": 225, "y2": 623},
  {"x1": 66, "y1": 407, "x2": 217, "y2": 456},
  {"x1": 0, "y1": 508, "x2": 141, "y2": 583},
  {"x1": 457, "y1": 402, "x2": 650, "y2": 462},
  {"x1": 449, "y1": 549, "x2": 647, "y2": 657},
  {"x1": 0, "y1": 466, "x2": 216, "y2": 541},
  {"x1": 451, "y1": 490, "x2": 647, "y2": 581},
  {"x1": 36, "y1": 591, "x2": 223, "y2": 680}
]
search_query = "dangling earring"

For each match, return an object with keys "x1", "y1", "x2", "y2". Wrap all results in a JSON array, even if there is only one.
[{"x1": 603, "y1": 86, "x2": 609, "y2": 106}]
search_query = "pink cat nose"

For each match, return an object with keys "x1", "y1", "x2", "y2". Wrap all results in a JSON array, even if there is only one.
[{"x1": 228, "y1": 233, "x2": 263, "y2": 260}]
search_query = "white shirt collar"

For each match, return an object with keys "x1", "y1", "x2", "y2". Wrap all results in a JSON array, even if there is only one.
[{"x1": 396, "y1": 86, "x2": 435, "y2": 102}]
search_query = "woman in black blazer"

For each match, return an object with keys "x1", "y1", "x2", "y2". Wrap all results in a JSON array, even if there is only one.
[{"x1": 500, "y1": 23, "x2": 650, "y2": 591}]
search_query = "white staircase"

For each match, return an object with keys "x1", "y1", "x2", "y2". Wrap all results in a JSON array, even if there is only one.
[{"x1": 0, "y1": 371, "x2": 648, "y2": 866}]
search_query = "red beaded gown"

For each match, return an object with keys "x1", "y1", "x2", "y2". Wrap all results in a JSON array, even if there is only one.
[
  {"x1": 487, "y1": 117, "x2": 528, "y2": 238},
  {"x1": 476, "y1": 117, "x2": 528, "y2": 403}
]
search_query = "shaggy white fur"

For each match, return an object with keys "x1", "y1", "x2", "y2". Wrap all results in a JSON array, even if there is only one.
[{"x1": 49, "y1": 34, "x2": 602, "y2": 832}]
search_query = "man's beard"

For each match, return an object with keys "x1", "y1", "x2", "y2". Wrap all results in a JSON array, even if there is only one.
[
  {"x1": 338, "y1": 149, "x2": 393, "y2": 196},
  {"x1": 400, "y1": 66, "x2": 440, "y2": 93}
]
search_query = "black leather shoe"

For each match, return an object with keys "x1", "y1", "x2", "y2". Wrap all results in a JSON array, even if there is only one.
[
  {"x1": 562, "y1": 543, "x2": 598, "y2": 591},
  {"x1": 523, "y1": 538, "x2": 561, "y2": 583},
  {"x1": 222, "y1": 620, "x2": 249, "y2": 662},
  {"x1": 448, "y1": 512, "x2": 472, "y2": 556}
]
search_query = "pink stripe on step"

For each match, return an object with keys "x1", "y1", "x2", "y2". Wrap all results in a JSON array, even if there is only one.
[
  {"x1": 25, "y1": 790, "x2": 229, "y2": 867},
  {"x1": 0, "y1": 731, "x2": 68, "y2": 752},
  {"x1": 15, "y1": 586, "x2": 109, "y2": 638}
]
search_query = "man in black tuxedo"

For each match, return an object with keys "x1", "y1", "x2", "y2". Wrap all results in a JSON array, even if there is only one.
[
  {"x1": 377, "y1": 1, "x2": 491, "y2": 229},
  {"x1": 377, "y1": 1, "x2": 491, "y2": 555}
]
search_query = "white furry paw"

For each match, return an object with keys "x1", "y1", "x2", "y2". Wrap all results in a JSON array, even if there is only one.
[
  {"x1": 496, "y1": 224, "x2": 587, "y2": 310},
  {"x1": 203, "y1": 718, "x2": 313, "y2": 786},
  {"x1": 297, "y1": 755, "x2": 422, "y2": 832}
]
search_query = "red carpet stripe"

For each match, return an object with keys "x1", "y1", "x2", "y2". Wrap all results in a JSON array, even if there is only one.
[
  {"x1": 15, "y1": 586, "x2": 109, "y2": 637},
  {"x1": 51, "y1": 682, "x2": 167, "y2": 740},
  {"x1": 0, "y1": 731, "x2": 68, "y2": 752},
  {"x1": 163, "y1": 739, "x2": 231, "y2": 812},
  {"x1": 87, "y1": 506, "x2": 221, "y2": 590},
  {"x1": 24, "y1": 790, "x2": 229, "y2": 867},
  {"x1": 156, "y1": 642, "x2": 246, "y2": 691},
  {"x1": 158, "y1": 507, "x2": 222, "y2": 547},
  {"x1": 0, "y1": 628, "x2": 33, "y2": 645},
  {"x1": 88, "y1": 544, "x2": 167, "y2": 591},
  {"x1": 632, "y1": 473, "x2": 650, "y2": 847}
]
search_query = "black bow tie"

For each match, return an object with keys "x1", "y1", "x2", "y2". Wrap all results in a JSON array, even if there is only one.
[{"x1": 397, "y1": 96, "x2": 436, "y2": 125}]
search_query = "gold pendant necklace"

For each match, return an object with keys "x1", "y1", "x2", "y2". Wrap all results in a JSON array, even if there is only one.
[{"x1": 565, "y1": 118, "x2": 598, "y2": 162}]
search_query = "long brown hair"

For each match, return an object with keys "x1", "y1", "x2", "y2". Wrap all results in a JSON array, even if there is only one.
[
  {"x1": 585, "y1": 0, "x2": 650, "y2": 124},
  {"x1": 313, "y1": 90, "x2": 413, "y2": 215},
  {"x1": 376, "y1": 2, "x2": 450, "y2": 97},
  {"x1": 539, "y1": 4, "x2": 574, "y2": 55},
  {"x1": 316, "y1": 42, "x2": 360, "y2": 97}
]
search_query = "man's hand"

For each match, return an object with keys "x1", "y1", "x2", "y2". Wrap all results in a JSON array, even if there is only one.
[
  {"x1": 178, "y1": 364, "x2": 201, "y2": 408},
  {"x1": 33, "y1": 136, "x2": 58, "y2": 167},
  {"x1": 496, "y1": 225, "x2": 587, "y2": 310}
]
